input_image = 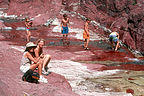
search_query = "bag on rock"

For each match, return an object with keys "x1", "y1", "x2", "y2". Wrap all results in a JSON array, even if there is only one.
[{"x1": 22, "y1": 69, "x2": 39, "y2": 83}]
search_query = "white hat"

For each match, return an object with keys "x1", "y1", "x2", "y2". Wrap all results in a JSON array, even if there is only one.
[{"x1": 25, "y1": 42, "x2": 37, "y2": 51}]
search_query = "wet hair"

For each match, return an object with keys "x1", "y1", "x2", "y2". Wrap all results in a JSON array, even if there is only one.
[
  {"x1": 36, "y1": 39, "x2": 45, "y2": 45},
  {"x1": 63, "y1": 14, "x2": 67, "y2": 17}
]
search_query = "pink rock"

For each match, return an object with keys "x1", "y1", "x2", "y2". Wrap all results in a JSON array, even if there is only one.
[{"x1": 0, "y1": 21, "x2": 6, "y2": 29}]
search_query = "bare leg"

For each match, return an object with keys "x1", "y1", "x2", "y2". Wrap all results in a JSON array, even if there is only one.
[
  {"x1": 30, "y1": 63, "x2": 39, "y2": 71},
  {"x1": 66, "y1": 34, "x2": 68, "y2": 41},
  {"x1": 115, "y1": 41, "x2": 120, "y2": 51},
  {"x1": 43, "y1": 54, "x2": 51, "y2": 69},
  {"x1": 62, "y1": 35, "x2": 65, "y2": 41},
  {"x1": 84, "y1": 39, "x2": 87, "y2": 48},
  {"x1": 111, "y1": 42, "x2": 114, "y2": 50},
  {"x1": 85, "y1": 38, "x2": 90, "y2": 48},
  {"x1": 26, "y1": 30, "x2": 31, "y2": 42},
  {"x1": 38, "y1": 63, "x2": 42, "y2": 75}
]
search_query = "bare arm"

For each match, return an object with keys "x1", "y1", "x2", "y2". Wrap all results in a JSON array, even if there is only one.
[
  {"x1": 84, "y1": 23, "x2": 89, "y2": 35},
  {"x1": 25, "y1": 22, "x2": 29, "y2": 28},
  {"x1": 67, "y1": 18, "x2": 70, "y2": 27},
  {"x1": 26, "y1": 52, "x2": 41, "y2": 64},
  {"x1": 61, "y1": 20, "x2": 63, "y2": 30},
  {"x1": 116, "y1": 32, "x2": 119, "y2": 39},
  {"x1": 34, "y1": 48, "x2": 39, "y2": 58}
]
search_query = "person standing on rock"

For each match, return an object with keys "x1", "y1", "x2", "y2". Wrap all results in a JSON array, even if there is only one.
[
  {"x1": 20, "y1": 42, "x2": 48, "y2": 83},
  {"x1": 34, "y1": 39, "x2": 51, "y2": 75},
  {"x1": 109, "y1": 28, "x2": 120, "y2": 51},
  {"x1": 61, "y1": 14, "x2": 70, "y2": 45},
  {"x1": 83, "y1": 18, "x2": 91, "y2": 50},
  {"x1": 25, "y1": 17, "x2": 32, "y2": 42}
]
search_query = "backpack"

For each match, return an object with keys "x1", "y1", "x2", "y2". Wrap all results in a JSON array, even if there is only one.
[{"x1": 22, "y1": 69, "x2": 39, "y2": 83}]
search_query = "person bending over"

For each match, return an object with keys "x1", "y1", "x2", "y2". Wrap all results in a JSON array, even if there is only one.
[{"x1": 109, "y1": 28, "x2": 120, "y2": 51}]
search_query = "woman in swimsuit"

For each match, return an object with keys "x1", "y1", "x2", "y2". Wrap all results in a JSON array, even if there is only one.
[
  {"x1": 25, "y1": 17, "x2": 32, "y2": 42},
  {"x1": 34, "y1": 39, "x2": 51, "y2": 75}
]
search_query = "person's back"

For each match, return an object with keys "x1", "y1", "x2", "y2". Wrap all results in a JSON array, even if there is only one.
[
  {"x1": 110, "y1": 32, "x2": 117, "y2": 37},
  {"x1": 109, "y1": 29, "x2": 120, "y2": 51},
  {"x1": 20, "y1": 52, "x2": 31, "y2": 73}
]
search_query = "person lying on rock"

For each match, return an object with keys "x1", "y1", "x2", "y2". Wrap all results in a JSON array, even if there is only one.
[
  {"x1": 109, "y1": 28, "x2": 120, "y2": 51},
  {"x1": 25, "y1": 17, "x2": 32, "y2": 42},
  {"x1": 34, "y1": 39, "x2": 51, "y2": 75},
  {"x1": 61, "y1": 14, "x2": 70, "y2": 45},
  {"x1": 20, "y1": 42, "x2": 48, "y2": 83},
  {"x1": 83, "y1": 18, "x2": 91, "y2": 50}
]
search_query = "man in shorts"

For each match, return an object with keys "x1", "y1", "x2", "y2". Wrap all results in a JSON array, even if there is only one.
[
  {"x1": 83, "y1": 19, "x2": 91, "y2": 50},
  {"x1": 109, "y1": 28, "x2": 120, "y2": 51},
  {"x1": 61, "y1": 14, "x2": 70, "y2": 45}
]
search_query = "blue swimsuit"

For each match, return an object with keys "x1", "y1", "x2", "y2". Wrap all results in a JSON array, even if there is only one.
[{"x1": 62, "y1": 26, "x2": 69, "y2": 34}]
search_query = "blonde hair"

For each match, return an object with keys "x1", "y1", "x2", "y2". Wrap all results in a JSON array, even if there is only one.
[{"x1": 36, "y1": 39, "x2": 45, "y2": 45}]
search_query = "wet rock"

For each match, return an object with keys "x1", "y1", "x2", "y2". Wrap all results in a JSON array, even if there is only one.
[
  {"x1": 126, "y1": 89, "x2": 134, "y2": 94},
  {"x1": 1, "y1": 27, "x2": 12, "y2": 30},
  {"x1": 0, "y1": 20, "x2": 6, "y2": 28},
  {"x1": 44, "y1": 18, "x2": 55, "y2": 27},
  {"x1": 16, "y1": 27, "x2": 26, "y2": 30}
]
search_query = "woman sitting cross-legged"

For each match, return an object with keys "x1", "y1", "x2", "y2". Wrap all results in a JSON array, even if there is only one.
[
  {"x1": 20, "y1": 42, "x2": 48, "y2": 83},
  {"x1": 34, "y1": 39, "x2": 51, "y2": 75}
]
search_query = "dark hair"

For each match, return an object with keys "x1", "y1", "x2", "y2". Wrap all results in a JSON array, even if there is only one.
[
  {"x1": 86, "y1": 18, "x2": 91, "y2": 21},
  {"x1": 63, "y1": 14, "x2": 67, "y2": 17},
  {"x1": 25, "y1": 17, "x2": 30, "y2": 22},
  {"x1": 25, "y1": 46, "x2": 36, "y2": 52}
]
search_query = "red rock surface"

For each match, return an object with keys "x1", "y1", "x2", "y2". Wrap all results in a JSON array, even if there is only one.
[
  {"x1": 65, "y1": 0, "x2": 144, "y2": 54},
  {"x1": 0, "y1": 0, "x2": 144, "y2": 96},
  {"x1": 0, "y1": 40, "x2": 79, "y2": 96},
  {"x1": 1, "y1": 0, "x2": 143, "y2": 54}
]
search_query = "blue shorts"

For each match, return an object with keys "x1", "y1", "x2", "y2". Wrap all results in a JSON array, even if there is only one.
[
  {"x1": 109, "y1": 35, "x2": 118, "y2": 43},
  {"x1": 62, "y1": 26, "x2": 69, "y2": 34}
]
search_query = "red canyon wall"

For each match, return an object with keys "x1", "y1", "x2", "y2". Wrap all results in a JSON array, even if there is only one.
[{"x1": 65, "y1": 0, "x2": 144, "y2": 54}]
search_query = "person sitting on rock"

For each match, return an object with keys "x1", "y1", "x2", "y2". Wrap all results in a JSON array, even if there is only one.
[
  {"x1": 61, "y1": 14, "x2": 70, "y2": 45},
  {"x1": 34, "y1": 39, "x2": 51, "y2": 75},
  {"x1": 109, "y1": 28, "x2": 120, "y2": 51},
  {"x1": 25, "y1": 17, "x2": 32, "y2": 42},
  {"x1": 83, "y1": 18, "x2": 91, "y2": 50},
  {"x1": 20, "y1": 42, "x2": 48, "y2": 83}
]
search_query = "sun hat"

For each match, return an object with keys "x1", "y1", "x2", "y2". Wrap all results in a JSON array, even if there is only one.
[{"x1": 25, "y1": 42, "x2": 37, "y2": 51}]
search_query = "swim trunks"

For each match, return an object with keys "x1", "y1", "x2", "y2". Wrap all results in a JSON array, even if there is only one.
[
  {"x1": 26, "y1": 27, "x2": 30, "y2": 31},
  {"x1": 83, "y1": 31, "x2": 90, "y2": 39},
  {"x1": 62, "y1": 26, "x2": 69, "y2": 34}
]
